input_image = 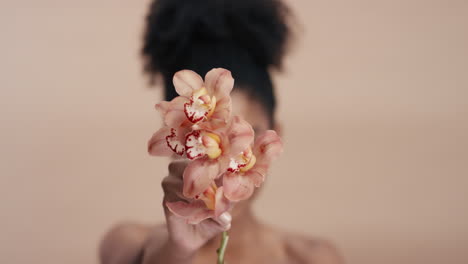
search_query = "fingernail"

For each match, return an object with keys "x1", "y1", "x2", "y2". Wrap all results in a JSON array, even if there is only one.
[{"x1": 219, "y1": 212, "x2": 232, "y2": 225}]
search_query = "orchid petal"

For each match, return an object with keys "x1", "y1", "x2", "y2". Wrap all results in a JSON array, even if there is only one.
[
  {"x1": 254, "y1": 130, "x2": 283, "y2": 165},
  {"x1": 227, "y1": 116, "x2": 255, "y2": 156},
  {"x1": 204, "y1": 68, "x2": 234, "y2": 97},
  {"x1": 166, "y1": 200, "x2": 213, "y2": 224},
  {"x1": 183, "y1": 158, "x2": 220, "y2": 198},
  {"x1": 244, "y1": 169, "x2": 265, "y2": 188},
  {"x1": 148, "y1": 126, "x2": 173, "y2": 156},
  {"x1": 165, "y1": 127, "x2": 189, "y2": 156},
  {"x1": 156, "y1": 97, "x2": 189, "y2": 127},
  {"x1": 155, "y1": 101, "x2": 171, "y2": 115},
  {"x1": 173, "y1": 70, "x2": 203, "y2": 97},
  {"x1": 214, "y1": 186, "x2": 231, "y2": 218},
  {"x1": 222, "y1": 172, "x2": 255, "y2": 201},
  {"x1": 210, "y1": 96, "x2": 232, "y2": 125}
]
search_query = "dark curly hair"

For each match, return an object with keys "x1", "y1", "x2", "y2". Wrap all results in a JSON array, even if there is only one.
[{"x1": 142, "y1": 0, "x2": 292, "y2": 125}]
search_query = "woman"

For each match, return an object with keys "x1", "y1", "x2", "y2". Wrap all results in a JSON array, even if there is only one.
[{"x1": 100, "y1": 0, "x2": 343, "y2": 263}]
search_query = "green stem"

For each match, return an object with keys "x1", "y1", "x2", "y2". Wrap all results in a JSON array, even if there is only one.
[{"x1": 216, "y1": 231, "x2": 229, "y2": 264}]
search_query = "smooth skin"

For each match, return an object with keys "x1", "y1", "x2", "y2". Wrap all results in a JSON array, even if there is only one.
[{"x1": 99, "y1": 92, "x2": 344, "y2": 264}]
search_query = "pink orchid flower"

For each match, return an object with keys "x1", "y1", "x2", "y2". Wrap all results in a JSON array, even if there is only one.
[
  {"x1": 182, "y1": 116, "x2": 255, "y2": 199},
  {"x1": 166, "y1": 183, "x2": 231, "y2": 224},
  {"x1": 147, "y1": 68, "x2": 234, "y2": 157},
  {"x1": 222, "y1": 130, "x2": 283, "y2": 201},
  {"x1": 165, "y1": 68, "x2": 234, "y2": 126}
]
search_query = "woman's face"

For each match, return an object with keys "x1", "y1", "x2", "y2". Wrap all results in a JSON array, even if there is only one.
[
  {"x1": 230, "y1": 90, "x2": 272, "y2": 137},
  {"x1": 228, "y1": 90, "x2": 275, "y2": 214}
]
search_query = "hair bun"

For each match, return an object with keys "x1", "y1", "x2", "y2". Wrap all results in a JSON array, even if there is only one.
[{"x1": 143, "y1": 0, "x2": 291, "y2": 77}]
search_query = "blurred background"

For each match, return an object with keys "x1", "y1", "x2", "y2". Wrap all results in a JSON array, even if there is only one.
[{"x1": 1, "y1": 0, "x2": 467, "y2": 263}]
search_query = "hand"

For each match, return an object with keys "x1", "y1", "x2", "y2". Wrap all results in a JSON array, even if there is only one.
[{"x1": 162, "y1": 160, "x2": 232, "y2": 254}]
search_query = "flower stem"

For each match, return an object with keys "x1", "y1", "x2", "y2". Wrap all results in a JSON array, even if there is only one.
[{"x1": 216, "y1": 231, "x2": 229, "y2": 264}]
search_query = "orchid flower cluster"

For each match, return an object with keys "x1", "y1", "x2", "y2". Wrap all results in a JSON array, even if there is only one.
[{"x1": 148, "y1": 68, "x2": 283, "y2": 225}]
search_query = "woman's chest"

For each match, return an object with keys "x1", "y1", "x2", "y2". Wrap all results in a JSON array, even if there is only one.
[{"x1": 192, "y1": 247, "x2": 295, "y2": 264}]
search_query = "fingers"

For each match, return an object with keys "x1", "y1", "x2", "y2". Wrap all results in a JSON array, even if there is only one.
[
  {"x1": 161, "y1": 176, "x2": 184, "y2": 200},
  {"x1": 168, "y1": 159, "x2": 189, "y2": 180},
  {"x1": 162, "y1": 160, "x2": 189, "y2": 201},
  {"x1": 211, "y1": 212, "x2": 232, "y2": 231},
  {"x1": 163, "y1": 159, "x2": 232, "y2": 232}
]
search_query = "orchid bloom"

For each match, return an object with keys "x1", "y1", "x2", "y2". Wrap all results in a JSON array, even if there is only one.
[
  {"x1": 147, "y1": 68, "x2": 234, "y2": 157},
  {"x1": 172, "y1": 68, "x2": 234, "y2": 125},
  {"x1": 222, "y1": 130, "x2": 283, "y2": 201},
  {"x1": 166, "y1": 183, "x2": 231, "y2": 224},
  {"x1": 182, "y1": 116, "x2": 254, "y2": 199}
]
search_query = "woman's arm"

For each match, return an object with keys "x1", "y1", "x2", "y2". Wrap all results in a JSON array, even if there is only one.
[{"x1": 99, "y1": 160, "x2": 231, "y2": 264}]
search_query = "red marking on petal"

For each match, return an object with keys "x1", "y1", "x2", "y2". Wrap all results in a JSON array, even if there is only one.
[
  {"x1": 227, "y1": 153, "x2": 250, "y2": 173},
  {"x1": 227, "y1": 162, "x2": 247, "y2": 173},
  {"x1": 184, "y1": 100, "x2": 207, "y2": 124},
  {"x1": 185, "y1": 130, "x2": 205, "y2": 160},
  {"x1": 165, "y1": 128, "x2": 185, "y2": 155}
]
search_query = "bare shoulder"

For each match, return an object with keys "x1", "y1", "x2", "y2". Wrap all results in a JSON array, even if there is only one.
[
  {"x1": 281, "y1": 230, "x2": 345, "y2": 264},
  {"x1": 98, "y1": 221, "x2": 167, "y2": 264}
]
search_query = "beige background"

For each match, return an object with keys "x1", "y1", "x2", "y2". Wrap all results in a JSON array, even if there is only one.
[{"x1": 1, "y1": 0, "x2": 467, "y2": 263}]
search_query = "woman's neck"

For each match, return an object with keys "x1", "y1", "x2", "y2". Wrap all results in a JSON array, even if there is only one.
[
  {"x1": 201, "y1": 206, "x2": 261, "y2": 253},
  {"x1": 195, "y1": 206, "x2": 289, "y2": 264}
]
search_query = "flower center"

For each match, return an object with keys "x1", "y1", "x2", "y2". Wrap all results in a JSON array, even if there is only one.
[
  {"x1": 185, "y1": 130, "x2": 222, "y2": 160},
  {"x1": 195, "y1": 183, "x2": 217, "y2": 210},
  {"x1": 227, "y1": 147, "x2": 257, "y2": 173},
  {"x1": 184, "y1": 87, "x2": 217, "y2": 123}
]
